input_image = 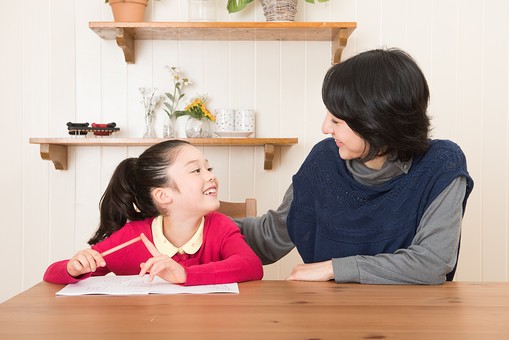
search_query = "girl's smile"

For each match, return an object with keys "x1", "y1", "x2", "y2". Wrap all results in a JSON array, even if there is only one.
[
  {"x1": 203, "y1": 186, "x2": 217, "y2": 196},
  {"x1": 167, "y1": 144, "x2": 220, "y2": 216}
]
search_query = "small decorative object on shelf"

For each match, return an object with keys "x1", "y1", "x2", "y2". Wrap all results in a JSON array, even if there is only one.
[
  {"x1": 67, "y1": 122, "x2": 120, "y2": 136},
  {"x1": 260, "y1": 0, "x2": 298, "y2": 21},
  {"x1": 212, "y1": 108, "x2": 255, "y2": 138},
  {"x1": 234, "y1": 109, "x2": 255, "y2": 136},
  {"x1": 213, "y1": 108, "x2": 235, "y2": 132},
  {"x1": 139, "y1": 87, "x2": 164, "y2": 138},
  {"x1": 183, "y1": 95, "x2": 215, "y2": 138},
  {"x1": 107, "y1": 0, "x2": 147, "y2": 22},
  {"x1": 66, "y1": 122, "x2": 89, "y2": 135},
  {"x1": 188, "y1": 0, "x2": 216, "y2": 22},
  {"x1": 227, "y1": 0, "x2": 329, "y2": 21},
  {"x1": 186, "y1": 117, "x2": 212, "y2": 138},
  {"x1": 106, "y1": 0, "x2": 161, "y2": 22},
  {"x1": 163, "y1": 66, "x2": 192, "y2": 138}
]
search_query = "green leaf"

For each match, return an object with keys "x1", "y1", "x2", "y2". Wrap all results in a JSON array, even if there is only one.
[
  {"x1": 165, "y1": 93, "x2": 175, "y2": 102},
  {"x1": 175, "y1": 110, "x2": 191, "y2": 118},
  {"x1": 227, "y1": 0, "x2": 254, "y2": 14}
]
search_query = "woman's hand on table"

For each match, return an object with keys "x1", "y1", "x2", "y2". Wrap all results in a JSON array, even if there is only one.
[{"x1": 286, "y1": 260, "x2": 334, "y2": 282}]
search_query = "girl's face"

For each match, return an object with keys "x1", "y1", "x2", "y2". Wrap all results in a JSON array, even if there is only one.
[
  {"x1": 167, "y1": 145, "x2": 220, "y2": 216},
  {"x1": 321, "y1": 111, "x2": 368, "y2": 160}
]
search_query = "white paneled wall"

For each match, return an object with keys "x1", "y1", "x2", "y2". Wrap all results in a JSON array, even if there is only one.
[{"x1": 1, "y1": 0, "x2": 508, "y2": 302}]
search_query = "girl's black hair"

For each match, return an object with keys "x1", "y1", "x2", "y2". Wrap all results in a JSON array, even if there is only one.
[
  {"x1": 322, "y1": 48, "x2": 431, "y2": 162},
  {"x1": 88, "y1": 140, "x2": 191, "y2": 245}
]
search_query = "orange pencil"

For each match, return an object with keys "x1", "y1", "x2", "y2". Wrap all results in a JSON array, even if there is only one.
[{"x1": 101, "y1": 236, "x2": 142, "y2": 257}]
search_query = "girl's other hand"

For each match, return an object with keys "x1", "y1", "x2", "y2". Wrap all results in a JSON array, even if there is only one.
[
  {"x1": 66, "y1": 249, "x2": 106, "y2": 278},
  {"x1": 139, "y1": 233, "x2": 187, "y2": 284}
]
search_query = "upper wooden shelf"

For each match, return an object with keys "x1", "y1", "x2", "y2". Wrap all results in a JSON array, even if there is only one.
[
  {"x1": 29, "y1": 137, "x2": 298, "y2": 171},
  {"x1": 89, "y1": 21, "x2": 357, "y2": 64}
]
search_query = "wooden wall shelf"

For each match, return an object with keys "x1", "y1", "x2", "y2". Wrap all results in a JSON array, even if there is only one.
[
  {"x1": 89, "y1": 21, "x2": 357, "y2": 64},
  {"x1": 29, "y1": 137, "x2": 298, "y2": 171}
]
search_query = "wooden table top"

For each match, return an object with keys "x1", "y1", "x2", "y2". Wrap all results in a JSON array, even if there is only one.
[{"x1": 1, "y1": 280, "x2": 509, "y2": 339}]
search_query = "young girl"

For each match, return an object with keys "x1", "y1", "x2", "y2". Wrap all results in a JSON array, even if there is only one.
[{"x1": 44, "y1": 140, "x2": 263, "y2": 286}]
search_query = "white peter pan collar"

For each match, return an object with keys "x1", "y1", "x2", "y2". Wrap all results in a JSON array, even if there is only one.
[{"x1": 151, "y1": 215, "x2": 204, "y2": 257}]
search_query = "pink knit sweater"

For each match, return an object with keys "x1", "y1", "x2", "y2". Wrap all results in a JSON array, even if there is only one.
[{"x1": 43, "y1": 212, "x2": 263, "y2": 286}]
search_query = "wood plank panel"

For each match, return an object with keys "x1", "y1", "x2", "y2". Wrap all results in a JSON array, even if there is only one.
[
  {"x1": 480, "y1": 0, "x2": 509, "y2": 281},
  {"x1": 0, "y1": 0, "x2": 24, "y2": 304},
  {"x1": 21, "y1": 0, "x2": 51, "y2": 297},
  {"x1": 454, "y1": 0, "x2": 485, "y2": 281}
]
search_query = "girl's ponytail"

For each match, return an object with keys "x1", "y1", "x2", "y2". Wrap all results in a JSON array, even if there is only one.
[{"x1": 89, "y1": 158, "x2": 148, "y2": 244}]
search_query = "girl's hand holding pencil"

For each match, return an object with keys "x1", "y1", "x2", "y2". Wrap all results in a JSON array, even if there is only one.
[
  {"x1": 66, "y1": 236, "x2": 142, "y2": 278},
  {"x1": 66, "y1": 248, "x2": 106, "y2": 278}
]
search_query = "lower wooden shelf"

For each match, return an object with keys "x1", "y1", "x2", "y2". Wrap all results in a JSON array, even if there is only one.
[{"x1": 29, "y1": 137, "x2": 298, "y2": 170}]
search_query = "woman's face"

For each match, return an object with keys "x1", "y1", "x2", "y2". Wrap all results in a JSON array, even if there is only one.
[{"x1": 321, "y1": 111, "x2": 368, "y2": 160}]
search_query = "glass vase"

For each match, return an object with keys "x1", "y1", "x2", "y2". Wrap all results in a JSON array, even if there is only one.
[
  {"x1": 185, "y1": 117, "x2": 212, "y2": 138},
  {"x1": 142, "y1": 113, "x2": 155, "y2": 138},
  {"x1": 188, "y1": 0, "x2": 216, "y2": 22},
  {"x1": 162, "y1": 114, "x2": 177, "y2": 138}
]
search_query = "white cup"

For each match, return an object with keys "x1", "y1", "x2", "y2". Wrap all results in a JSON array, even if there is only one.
[
  {"x1": 234, "y1": 109, "x2": 255, "y2": 134},
  {"x1": 214, "y1": 108, "x2": 235, "y2": 132}
]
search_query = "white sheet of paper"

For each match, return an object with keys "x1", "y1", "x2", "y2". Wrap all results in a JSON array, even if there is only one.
[{"x1": 55, "y1": 275, "x2": 239, "y2": 296}]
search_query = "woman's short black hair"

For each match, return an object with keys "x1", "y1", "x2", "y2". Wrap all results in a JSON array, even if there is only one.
[{"x1": 322, "y1": 48, "x2": 431, "y2": 162}]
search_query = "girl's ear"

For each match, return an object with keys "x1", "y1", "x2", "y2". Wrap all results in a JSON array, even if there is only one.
[{"x1": 152, "y1": 187, "x2": 173, "y2": 206}]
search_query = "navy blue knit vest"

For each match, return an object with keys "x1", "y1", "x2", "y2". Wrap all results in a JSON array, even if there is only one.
[{"x1": 287, "y1": 138, "x2": 474, "y2": 267}]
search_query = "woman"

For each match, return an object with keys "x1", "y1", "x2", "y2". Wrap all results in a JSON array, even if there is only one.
[{"x1": 236, "y1": 48, "x2": 474, "y2": 285}]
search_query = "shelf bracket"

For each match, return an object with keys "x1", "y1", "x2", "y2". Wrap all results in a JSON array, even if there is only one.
[
  {"x1": 40, "y1": 144, "x2": 68, "y2": 170},
  {"x1": 331, "y1": 28, "x2": 350, "y2": 64},
  {"x1": 264, "y1": 144, "x2": 275, "y2": 170},
  {"x1": 115, "y1": 28, "x2": 135, "y2": 64}
]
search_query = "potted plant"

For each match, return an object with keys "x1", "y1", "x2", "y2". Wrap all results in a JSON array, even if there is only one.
[
  {"x1": 227, "y1": 0, "x2": 330, "y2": 22},
  {"x1": 105, "y1": 0, "x2": 159, "y2": 22}
]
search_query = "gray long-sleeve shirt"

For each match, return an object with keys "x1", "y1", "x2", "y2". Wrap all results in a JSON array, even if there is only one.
[{"x1": 235, "y1": 158, "x2": 468, "y2": 284}]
